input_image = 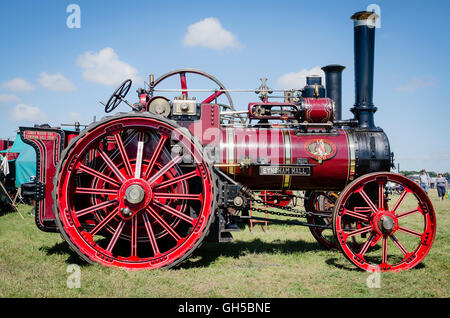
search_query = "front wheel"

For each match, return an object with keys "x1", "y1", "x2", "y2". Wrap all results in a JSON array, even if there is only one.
[
  {"x1": 53, "y1": 112, "x2": 216, "y2": 270},
  {"x1": 332, "y1": 172, "x2": 436, "y2": 272}
]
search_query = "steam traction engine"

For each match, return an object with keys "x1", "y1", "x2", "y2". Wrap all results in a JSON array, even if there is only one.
[{"x1": 20, "y1": 11, "x2": 436, "y2": 272}]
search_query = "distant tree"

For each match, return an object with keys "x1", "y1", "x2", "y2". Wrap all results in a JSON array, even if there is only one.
[
  {"x1": 400, "y1": 170, "x2": 449, "y2": 178},
  {"x1": 400, "y1": 170, "x2": 419, "y2": 176}
]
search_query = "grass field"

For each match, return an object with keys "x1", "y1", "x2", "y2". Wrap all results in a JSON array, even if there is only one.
[{"x1": 0, "y1": 189, "x2": 449, "y2": 298}]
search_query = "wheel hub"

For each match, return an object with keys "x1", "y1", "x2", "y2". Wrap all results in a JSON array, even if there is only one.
[
  {"x1": 378, "y1": 215, "x2": 395, "y2": 235},
  {"x1": 118, "y1": 178, "x2": 153, "y2": 219},
  {"x1": 372, "y1": 211, "x2": 398, "y2": 236},
  {"x1": 125, "y1": 184, "x2": 146, "y2": 204}
]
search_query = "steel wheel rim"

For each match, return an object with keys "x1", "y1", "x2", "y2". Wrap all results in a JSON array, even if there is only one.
[{"x1": 55, "y1": 115, "x2": 214, "y2": 270}]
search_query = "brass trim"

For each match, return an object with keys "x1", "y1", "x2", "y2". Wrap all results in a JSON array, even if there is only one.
[
  {"x1": 345, "y1": 130, "x2": 356, "y2": 182},
  {"x1": 282, "y1": 130, "x2": 292, "y2": 189},
  {"x1": 226, "y1": 128, "x2": 235, "y2": 175}
]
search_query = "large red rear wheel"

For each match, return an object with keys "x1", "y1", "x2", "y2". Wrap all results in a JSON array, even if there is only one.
[
  {"x1": 333, "y1": 172, "x2": 436, "y2": 272},
  {"x1": 53, "y1": 112, "x2": 216, "y2": 270}
]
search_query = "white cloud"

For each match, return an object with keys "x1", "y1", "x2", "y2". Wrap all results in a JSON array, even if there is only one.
[
  {"x1": 38, "y1": 72, "x2": 76, "y2": 91},
  {"x1": 0, "y1": 94, "x2": 21, "y2": 104},
  {"x1": 183, "y1": 17, "x2": 242, "y2": 50},
  {"x1": 77, "y1": 47, "x2": 141, "y2": 86},
  {"x1": 1, "y1": 78, "x2": 35, "y2": 93},
  {"x1": 277, "y1": 66, "x2": 325, "y2": 90},
  {"x1": 396, "y1": 76, "x2": 436, "y2": 92},
  {"x1": 9, "y1": 103, "x2": 47, "y2": 123}
]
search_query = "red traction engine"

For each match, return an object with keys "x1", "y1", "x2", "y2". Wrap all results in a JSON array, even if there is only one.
[{"x1": 20, "y1": 11, "x2": 436, "y2": 272}]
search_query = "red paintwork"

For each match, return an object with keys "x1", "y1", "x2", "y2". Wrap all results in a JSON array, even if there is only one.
[
  {"x1": 139, "y1": 93, "x2": 148, "y2": 105},
  {"x1": 21, "y1": 129, "x2": 64, "y2": 230},
  {"x1": 218, "y1": 126, "x2": 350, "y2": 190},
  {"x1": 202, "y1": 90, "x2": 224, "y2": 104},
  {"x1": 0, "y1": 140, "x2": 18, "y2": 160},
  {"x1": 303, "y1": 98, "x2": 334, "y2": 123},
  {"x1": 183, "y1": 104, "x2": 221, "y2": 146},
  {"x1": 0, "y1": 140, "x2": 13, "y2": 152},
  {"x1": 65, "y1": 132, "x2": 79, "y2": 147},
  {"x1": 179, "y1": 72, "x2": 188, "y2": 97},
  {"x1": 263, "y1": 191, "x2": 294, "y2": 207}
]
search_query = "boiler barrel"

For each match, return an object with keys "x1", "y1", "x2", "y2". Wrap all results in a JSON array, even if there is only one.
[{"x1": 218, "y1": 127, "x2": 391, "y2": 191}]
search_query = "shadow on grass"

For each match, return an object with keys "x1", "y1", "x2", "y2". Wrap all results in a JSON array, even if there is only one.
[
  {"x1": 325, "y1": 257, "x2": 426, "y2": 272},
  {"x1": 40, "y1": 234, "x2": 425, "y2": 273},
  {"x1": 181, "y1": 238, "x2": 328, "y2": 269},
  {"x1": 40, "y1": 242, "x2": 90, "y2": 267},
  {"x1": 0, "y1": 206, "x2": 17, "y2": 217},
  {"x1": 40, "y1": 236, "x2": 328, "y2": 270}
]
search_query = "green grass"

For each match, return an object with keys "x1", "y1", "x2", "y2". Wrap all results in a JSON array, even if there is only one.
[{"x1": 0, "y1": 189, "x2": 449, "y2": 298}]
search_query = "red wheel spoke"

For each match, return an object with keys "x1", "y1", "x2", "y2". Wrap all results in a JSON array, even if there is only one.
[
  {"x1": 153, "y1": 170, "x2": 199, "y2": 190},
  {"x1": 114, "y1": 133, "x2": 133, "y2": 177},
  {"x1": 148, "y1": 155, "x2": 183, "y2": 185},
  {"x1": 202, "y1": 90, "x2": 224, "y2": 104},
  {"x1": 342, "y1": 208, "x2": 370, "y2": 222},
  {"x1": 180, "y1": 72, "x2": 188, "y2": 97},
  {"x1": 357, "y1": 189, "x2": 378, "y2": 214},
  {"x1": 142, "y1": 212, "x2": 160, "y2": 256},
  {"x1": 75, "y1": 187, "x2": 119, "y2": 196},
  {"x1": 359, "y1": 233, "x2": 375, "y2": 256},
  {"x1": 392, "y1": 190, "x2": 408, "y2": 213},
  {"x1": 106, "y1": 220, "x2": 126, "y2": 252},
  {"x1": 382, "y1": 236, "x2": 388, "y2": 264},
  {"x1": 143, "y1": 134, "x2": 168, "y2": 180},
  {"x1": 154, "y1": 193, "x2": 201, "y2": 201},
  {"x1": 371, "y1": 234, "x2": 382, "y2": 246},
  {"x1": 153, "y1": 201, "x2": 195, "y2": 224},
  {"x1": 390, "y1": 234, "x2": 408, "y2": 255},
  {"x1": 398, "y1": 226, "x2": 422, "y2": 238},
  {"x1": 131, "y1": 215, "x2": 138, "y2": 257},
  {"x1": 146, "y1": 206, "x2": 182, "y2": 242},
  {"x1": 75, "y1": 199, "x2": 118, "y2": 217},
  {"x1": 78, "y1": 164, "x2": 121, "y2": 187},
  {"x1": 345, "y1": 225, "x2": 372, "y2": 238},
  {"x1": 90, "y1": 208, "x2": 120, "y2": 236},
  {"x1": 107, "y1": 131, "x2": 137, "y2": 162},
  {"x1": 97, "y1": 147, "x2": 127, "y2": 182},
  {"x1": 397, "y1": 208, "x2": 419, "y2": 219},
  {"x1": 378, "y1": 182, "x2": 384, "y2": 210}
]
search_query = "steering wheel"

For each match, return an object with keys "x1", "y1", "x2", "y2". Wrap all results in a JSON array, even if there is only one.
[
  {"x1": 104, "y1": 79, "x2": 132, "y2": 113},
  {"x1": 152, "y1": 69, "x2": 245, "y2": 124}
]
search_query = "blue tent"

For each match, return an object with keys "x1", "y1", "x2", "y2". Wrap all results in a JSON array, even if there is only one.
[{"x1": 0, "y1": 133, "x2": 36, "y2": 187}]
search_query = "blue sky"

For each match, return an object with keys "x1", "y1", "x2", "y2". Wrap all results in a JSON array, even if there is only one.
[{"x1": 0, "y1": 0, "x2": 449, "y2": 172}]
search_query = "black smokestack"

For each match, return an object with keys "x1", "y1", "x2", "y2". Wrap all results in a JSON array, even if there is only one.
[
  {"x1": 321, "y1": 64, "x2": 345, "y2": 121},
  {"x1": 351, "y1": 11, "x2": 379, "y2": 129}
]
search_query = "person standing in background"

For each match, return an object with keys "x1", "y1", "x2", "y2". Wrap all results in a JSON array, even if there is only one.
[
  {"x1": 436, "y1": 173, "x2": 448, "y2": 200},
  {"x1": 419, "y1": 169, "x2": 431, "y2": 195}
]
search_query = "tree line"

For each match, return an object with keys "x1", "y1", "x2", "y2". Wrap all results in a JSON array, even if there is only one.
[{"x1": 400, "y1": 171, "x2": 450, "y2": 178}]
